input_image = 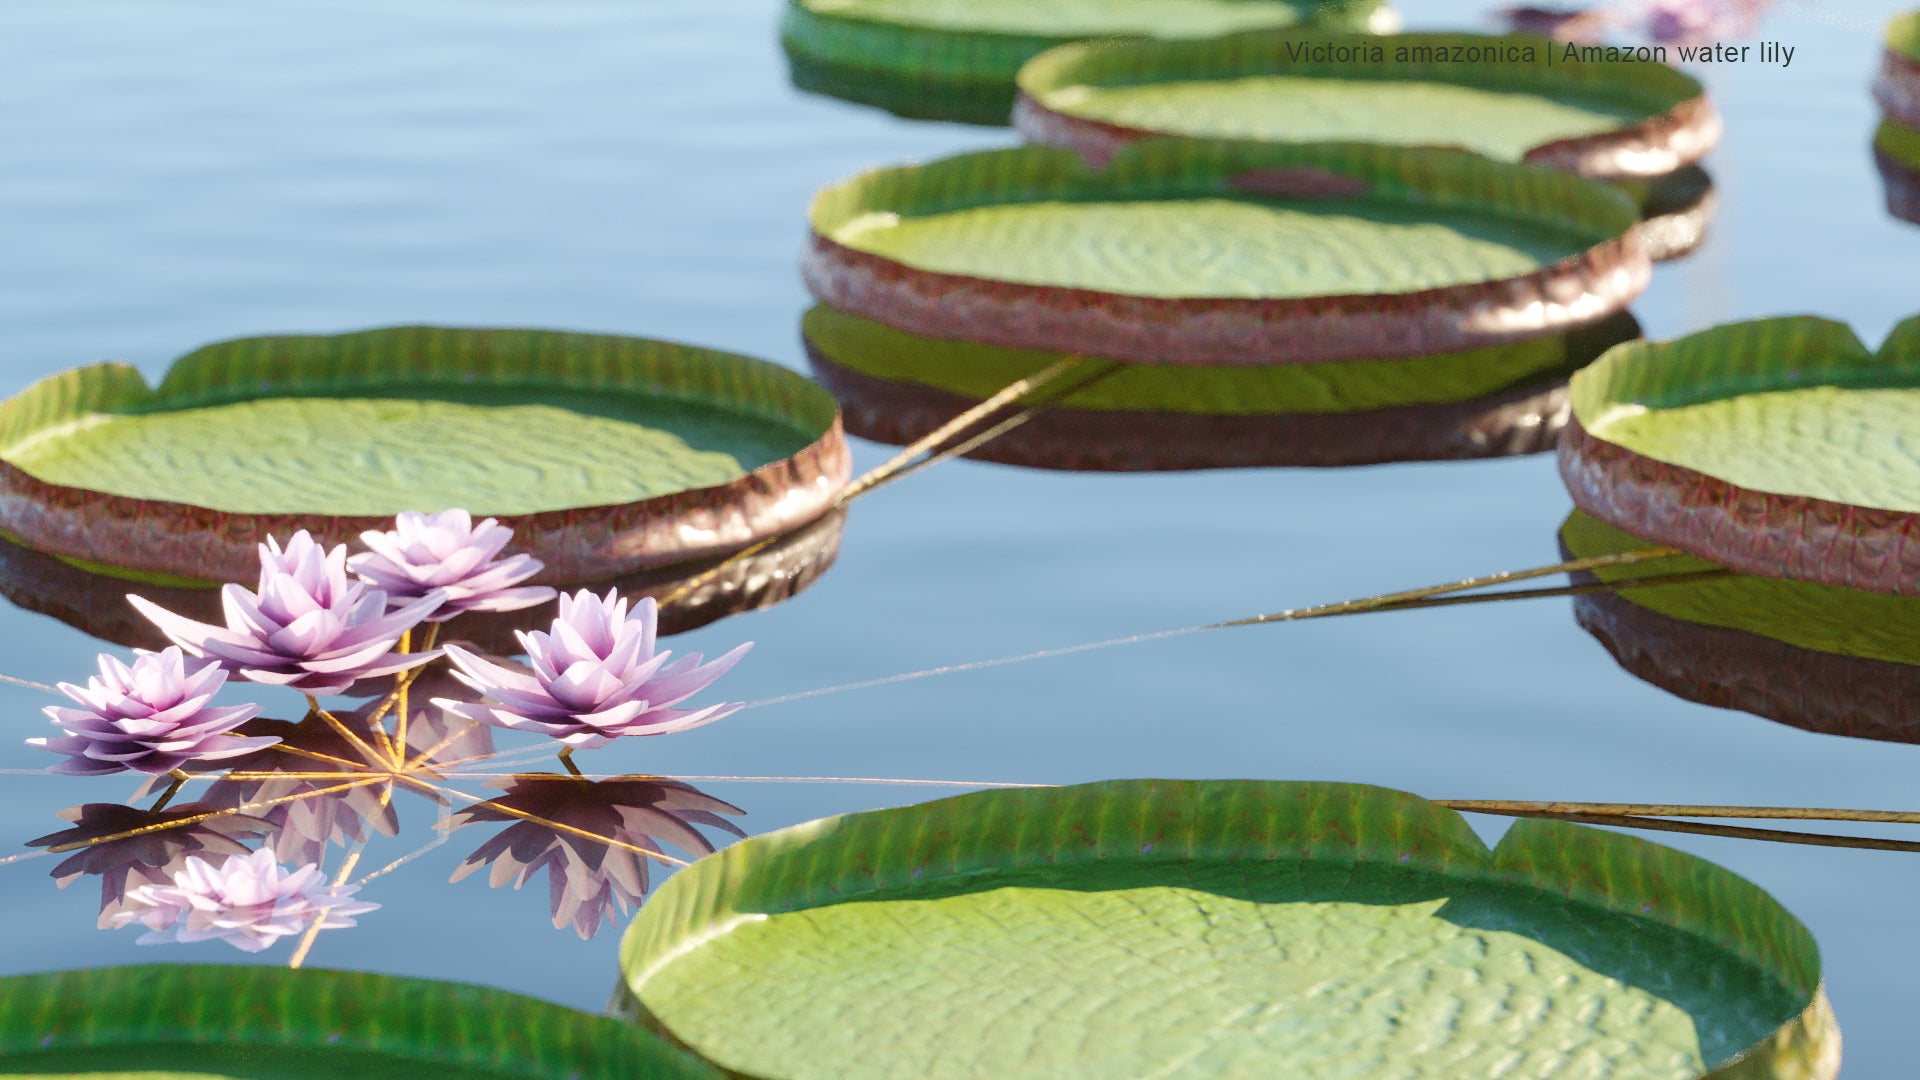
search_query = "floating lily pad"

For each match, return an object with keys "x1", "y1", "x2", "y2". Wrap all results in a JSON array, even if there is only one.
[
  {"x1": 805, "y1": 304, "x2": 1640, "y2": 468},
  {"x1": 807, "y1": 139, "x2": 1646, "y2": 366},
  {"x1": 0, "y1": 326, "x2": 850, "y2": 585},
  {"x1": 1873, "y1": 11, "x2": 1920, "y2": 129},
  {"x1": 0, "y1": 964, "x2": 720, "y2": 1078},
  {"x1": 1560, "y1": 313, "x2": 1920, "y2": 595},
  {"x1": 1874, "y1": 117, "x2": 1920, "y2": 226},
  {"x1": 1562, "y1": 510, "x2": 1920, "y2": 744},
  {"x1": 1616, "y1": 165, "x2": 1717, "y2": 261},
  {"x1": 620, "y1": 779, "x2": 1837, "y2": 1079},
  {"x1": 781, "y1": 0, "x2": 1394, "y2": 125},
  {"x1": 0, "y1": 507, "x2": 845, "y2": 652},
  {"x1": 1016, "y1": 31, "x2": 1716, "y2": 179}
]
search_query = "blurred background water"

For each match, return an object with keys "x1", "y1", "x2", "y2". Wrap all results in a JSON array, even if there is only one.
[{"x1": 0, "y1": 0, "x2": 1915, "y2": 1072}]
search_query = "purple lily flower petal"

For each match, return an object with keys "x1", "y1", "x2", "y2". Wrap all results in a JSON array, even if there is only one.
[
  {"x1": 111, "y1": 848, "x2": 377, "y2": 953},
  {"x1": 350, "y1": 509, "x2": 556, "y2": 620},
  {"x1": 27, "y1": 647, "x2": 272, "y2": 776},
  {"x1": 130, "y1": 530, "x2": 447, "y2": 697},
  {"x1": 438, "y1": 590, "x2": 749, "y2": 751}
]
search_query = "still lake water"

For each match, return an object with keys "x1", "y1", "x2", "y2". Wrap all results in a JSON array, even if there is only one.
[{"x1": 0, "y1": 0, "x2": 1915, "y2": 1072}]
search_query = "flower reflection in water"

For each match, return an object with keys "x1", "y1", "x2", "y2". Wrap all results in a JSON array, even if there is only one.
[
  {"x1": 447, "y1": 774, "x2": 745, "y2": 939},
  {"x1": 14, "y1": 514, "x2": 755, "y2": 961}
]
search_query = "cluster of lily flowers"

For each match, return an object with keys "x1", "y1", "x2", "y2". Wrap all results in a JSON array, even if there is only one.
[
  {"x1": 1501, "y1": 0, "x2": 1771, "y2": 46},
  {"x1": 25, "y1": 509, "x2": 751, "y2": 953}
]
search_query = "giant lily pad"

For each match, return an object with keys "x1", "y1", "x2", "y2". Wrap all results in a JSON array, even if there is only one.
[
  {"x1": 1560, "y1": 313, "x2": 1920, "y2": 595},
  {"x1": 780, "y1": 0, "x2": 1394, "y2": 126},
  {"x1": 0, "y1": 506, "x2": 846, "y2": 652},
  {"x1": 0, "y1": 326, "x2": 850, "y2": 584},
  {"x1": 1872, "y1": 11, "x2": 1920, "y2": 129},
  {"x1": 807, "y1": 139, "x2": 1646, "y2": 366},
  {"x1": 0, "y1": 964, "x2": 720, "y2": 1078},
  {"x1": 620, "y1": 779, "x2": 1838, "y2": 1079},
  {"x1": 1015, "y1": 31, "x2": 1717, "y2": 179},
  {"x1": 806, "y1": 304, "x2": 1640, "y2": 468},
  {"x1": 1563, "y1": 510, "x2": 1920, "y2": 744}
]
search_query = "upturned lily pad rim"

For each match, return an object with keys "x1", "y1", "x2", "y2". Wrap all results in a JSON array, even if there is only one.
[
  {"x1": 1014, "y1": 30, "x2": 1718, "y2": 179},
  {"x1": 0, "y1": 963, "x2": 721, "y2": 1078},
  {"x1": 1561, "y1": 313, "x2": 1920, "y2": 595},
  {"x1": 0, "y1": 325, "x2": 851, "y2": 586},
  {"x1": 805, "y1": 138, "x2": 1646, "y2": 366},
  {"x1": 622, "y1": 778, "x2": 1834, "y2": 1079}
]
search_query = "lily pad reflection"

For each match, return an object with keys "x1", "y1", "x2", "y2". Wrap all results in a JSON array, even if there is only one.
[
  {"x1": 0, "y1": 507, "x2": 844, "y2": 652},
  {"x1": 1563, "y1": 510, "x2": 1920, "y2": 744}
]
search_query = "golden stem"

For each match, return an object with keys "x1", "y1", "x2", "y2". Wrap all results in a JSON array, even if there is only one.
[{"x1": 287, "y1": 844, "x2": 366, "y2": 970}]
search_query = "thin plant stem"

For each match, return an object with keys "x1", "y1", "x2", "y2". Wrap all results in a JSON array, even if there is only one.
[
  {"x1": 306, "y1": 695, "x2": 393, "y2": 766},
  {"x1": 147, "y1": 770, "x2": 190, "y2": 814},
  {"x1": 45, "y1": 777, "x2": 386, "y2": 854},
  {"x1": 287, "y1": 843, "x2": 366, "y2": 970},
  {"x1": 1438, "y1": 800, "x2": 1920, "y2": 825},
  {"x1": 558, "y1": 748, "x2": 584, "y2": 779},
  {"x1": 1454, "y1": 806, "x2": 1920, "y2": 854},
  {"x1": 744, "y1": 551, "x2": 1699, "y2": 711},
  {"x1": 657, "y1": 357, "x2": 1099, "y2": 608},
  {"x1": 395, "y1": 629, "x2": 412, "y2": 761},
  {"x1": 836, "y1": 356, "x2": 1094, "y2": 504}
]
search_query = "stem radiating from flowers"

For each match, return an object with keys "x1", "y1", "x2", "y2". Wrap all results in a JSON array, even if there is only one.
[
  {"x1": 395, "y1": 629, "x2": 412, "y2": 763},
  {"x1": 287, "y1": 843, "x2": 366, "y2": 970},
  {"x1": 147, "y1": 771, "x2": 190, "y2": 814}
]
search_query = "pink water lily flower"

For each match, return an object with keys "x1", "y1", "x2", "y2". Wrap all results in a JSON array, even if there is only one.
[
  {"x1": 349, "y1": 509, "x2": 554, "y2": 620},
  {"x1": 1624, "y1": 0, "x2": 1769, "y2": 45},
  {"x1": 437, "y1": 589, "x2": 750, "y2": 749},
  {"x1": 110, "y1": 848, "x2": 377, "y2": 953},
  {"x1": 27, "y1": 647, "x2": 274, "y2": 776},
  {"x1": 130, "y1": 531, "x2": 445, "y2": 697}
]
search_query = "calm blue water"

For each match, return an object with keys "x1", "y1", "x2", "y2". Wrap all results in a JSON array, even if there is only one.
[{"x1": 0, "y1": 0, "x2": 1915, "y2": 1072}]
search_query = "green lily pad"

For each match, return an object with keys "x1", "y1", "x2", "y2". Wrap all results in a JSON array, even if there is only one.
[
  {"x1": 1875, "y1": 118, "x2": 1920, "y2": 226},
  {"x1": 0, "y1": 326, "x2": 849, "y2": 585},
  {"x1": 807, "y1": 139, "x2": 1644, "y2": 366},
  {"x1": 0, "y1": 964, "x2": 720, "y2": 1078},
  {"x1": 780, "y1": 0, "x2": 1393, "y2": 125},
  {"x1": 1560, "y1": 313, "x2": 1920, "y2": 594},
  {"x1": 1560, "y1": 510, "x2": 1920, "y2": 743},
  {"x1": 1892, "y1": 10, "x2": 1920, "y2": 62},
  {"x1": 1016, "y1": 31, "x2": 1713, "y2": 179},
  {"x1": 620, "y1": 779, "x2": 1837, "y2": 1079},
  {"x1": 1875, "y1": 12, "x2": 1920, "y2": 130},
  {"x1": 832, "y1": 196, "x2": 1575, "y2": 298}
]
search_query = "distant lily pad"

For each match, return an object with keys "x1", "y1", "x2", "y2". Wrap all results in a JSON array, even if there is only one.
[
  {"x1": 621, "y1": 779, "x2": 1837, "y2": 1079},
  {"x1": 1874, "y1": 117, "x2": 1920, "y2": 226},
  {"x1": 781, "y1": 0, "x2": 1394, "y2": 125},
  {"x1": 0, "y1": 964, "x2": 719, "y2": 1078},
  {"x1": 1873, "y1": 11, "x2": 1920, "y2": 129},
  {"x1": 805, "y1": 304, "x2": 1640, "y2": 468},
  {"x1": 1562, "y1": 510, "x2": 1920, "y2": 744},
  {"x1": 1616, "y1": 165, "x2": 1717, "y2": 261},
  {"x1": 1016, "y1": 31, "x2": 1717, "y2": 179},
  {"x1": 806, "y1": 139, "x2": 1646, "y2": 366},
  {"x1": 1560, "y1": 313, "x2": 1920, "y2": 594},
  {"x1": 0, "y1": 326, "x2": 850, "y2": 584}
]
